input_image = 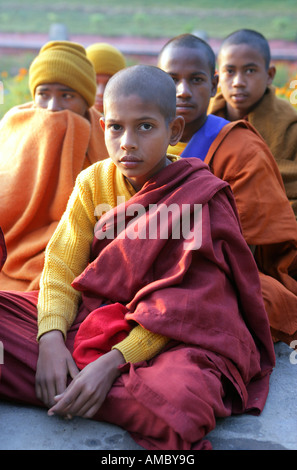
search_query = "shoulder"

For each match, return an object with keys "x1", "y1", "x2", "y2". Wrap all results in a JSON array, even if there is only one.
[
  {"x1": 207, "y1": 120, "x2": 285, "y2": 191},
  {"x1": 252, "y1": 86, "x2": 297, "y2": 120},
  {"x1": 170, "y1": 157, "x2": 230, "y2": 205},
  {"x1": 0, "y1": 101, "x2": 34, "y2": 123},
  {"x1": 209, "y1": 120, "x2": 277, "y2": 165},
  {"x1": 76, "y1": 158, "x2": 114, "y2": 187}
]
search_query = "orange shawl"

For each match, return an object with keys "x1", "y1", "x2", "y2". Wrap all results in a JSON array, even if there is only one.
[
  {"x1": 209, "y1": 86, "x2": 297, "y2": 218},
  {"x1": 0, "y1": 105, "x2": 107, "y2": 291}
]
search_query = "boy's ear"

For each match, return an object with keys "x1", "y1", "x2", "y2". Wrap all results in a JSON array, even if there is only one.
[
  {"x1": 267, "y1": 65, "x2": 276, "y2": 86},
  {"x1": 99, "y1": 117, "x2": 105, "y2": 132},
  {"x1": 211, "y1": 73, "x2": 219, "y2": 97},
  {"x1": 169, "y1": 115, "x2": 185, "y2": 146}
]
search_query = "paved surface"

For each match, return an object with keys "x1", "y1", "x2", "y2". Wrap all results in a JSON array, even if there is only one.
[{"x1": 0, "y1": 341, "x2": 296, "y2": 451}]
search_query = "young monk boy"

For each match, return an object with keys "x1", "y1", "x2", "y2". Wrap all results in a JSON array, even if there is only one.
[
  {"x1": 209, "y1": 29, "x2": 297, "y2": 218},
  {"x1": 0, "y1": 65, "x2": 275, "y2": 451},
  {"x1": 86, "y1": 42, "x2": 126, "y2": 114},
  {"x1": 158, "y1": 33, "x2": 297, "y2": 346},
  {"x1": 0, "y1": 41, "x2": 108, "y2": 291}
]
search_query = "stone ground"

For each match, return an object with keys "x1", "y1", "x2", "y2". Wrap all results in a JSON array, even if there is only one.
[{"x1": 0, "y1": 341, "x2": 296, "y2": 452}]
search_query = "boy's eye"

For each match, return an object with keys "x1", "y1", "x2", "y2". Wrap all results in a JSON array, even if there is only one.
[
  {"x1": 62, "y1": 93, "x2": 74, "y2": 99},
  {"x1": 109, "y1": 123, "x2": 122, "y2": 131},
  {"x1": 37, "y1": 92, "x2": 48, "y2": 98},
  {"x1": 192, "y1": 76, "x2": 203, "y2": 84},
  {"x1": 246, "y1": 68, "x2": 256, "y2": 74},
  {"x1": 139, "y1": 123, "x2": 153, "y2": 131}
]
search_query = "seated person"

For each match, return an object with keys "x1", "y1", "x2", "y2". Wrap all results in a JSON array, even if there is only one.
[
  {"x1": 86, "y1": 42, "x2": 126, "y2": 114},
  {"x1": 0, "y1": 65, "x2": 275, "y2": 451},
  {"x1": 158, "y1": 33, "x2": 297, "y2": 346},
  {"x1": 209, "y1": 29, "x2": 297, "y2": 218},
  {"x1": 0, "y1": 41, "x2": 108, "y2": 291}
]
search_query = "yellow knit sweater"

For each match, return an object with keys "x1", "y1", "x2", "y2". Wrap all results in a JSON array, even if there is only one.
[{"x1": 37, "y1": 157, "x2": 170, "y2": 363}]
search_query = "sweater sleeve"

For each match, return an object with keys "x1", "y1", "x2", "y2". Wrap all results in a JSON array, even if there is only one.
[
  {"x1": 112, "y1": 325, "x2": 170, "y2": 363},
  {"x1": 37, "y1": 167, "x2": 98, "y2": 340}
]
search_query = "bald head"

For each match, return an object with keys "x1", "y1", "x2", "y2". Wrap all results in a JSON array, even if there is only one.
[
  {"x1": 218, "y1": 29, "x2": 271, "y2": 69},
  {"x1": 103, "y1": 64, "x2": 177, "y2": 124},
  {"x1": 158, "y1": 33, "x2": 216, "y2": 77}
]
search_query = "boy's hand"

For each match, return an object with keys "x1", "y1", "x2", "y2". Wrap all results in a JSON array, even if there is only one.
[
  {"x1": 35, "y1": 330, "x2": 79, "y2": 407},
  {"x1": 47, "y1": 349, "x2": 125, "y2": 419}
]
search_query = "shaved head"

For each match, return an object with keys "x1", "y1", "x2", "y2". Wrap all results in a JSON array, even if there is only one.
[
  {"x1": 158, "y1": 33, "x2": 216, "y2": 77},
  {"x1": 103, "y1": 64, "x2": 177, "y2": 123},
  {"x1": 218, "y1": 29, "x2": 271, "y2": 69}
]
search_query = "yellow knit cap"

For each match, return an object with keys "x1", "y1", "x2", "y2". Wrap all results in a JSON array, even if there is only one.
[
  {"x1": 29, "y1": 41, "x2": 97, "y2": 108},
  {"x1": 86, "y1": 43, "x2": 126, "y2": 76}
]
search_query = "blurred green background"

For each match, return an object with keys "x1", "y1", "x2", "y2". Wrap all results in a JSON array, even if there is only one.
[
  {"x1": 0, "y1": 0, "x2": 297, "y2": 117},
  {"x1": 1, "y1": 0, "x2": 296, "y2": 39}
]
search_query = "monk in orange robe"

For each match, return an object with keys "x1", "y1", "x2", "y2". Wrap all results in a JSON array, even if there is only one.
[
  {"x1": 209, "y1": 29, "x2": 297, "y2": 219},
  {"x1": 0, "y1": 41, "x2": 108, "y2": 292},
  {"x1": 158, "y1": 34, "x2": 297, "y2": 346}
]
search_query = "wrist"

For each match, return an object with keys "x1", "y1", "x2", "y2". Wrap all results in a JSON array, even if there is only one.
[
  {"x1": 96, "y1": 349, "x2": 126, "y2": 380},
  {"x1": 110, "y1": 348, "x2": 125, "y2": 367},
  {"x1": 39, "y1": 330, "x2": 64, "y2": 345}
]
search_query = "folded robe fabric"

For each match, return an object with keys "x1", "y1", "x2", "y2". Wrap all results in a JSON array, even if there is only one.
[
  {"x1": 71, "y1": 158, "x2": 275, "y2": 448},
  {"x1": 0, "y1": 105, "x2": 107, "y2": 291}
]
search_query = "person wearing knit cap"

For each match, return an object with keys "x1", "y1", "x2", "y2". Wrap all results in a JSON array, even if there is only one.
[
  {"x1": 29, "y1": 40, "x2": 97, "y2": 116},
  {"x1": 86, "y1": 42, "x2": 126, "y2": 113},
  {"x1": 0, "y1": 40, "x2": 108, "y2": 291}
]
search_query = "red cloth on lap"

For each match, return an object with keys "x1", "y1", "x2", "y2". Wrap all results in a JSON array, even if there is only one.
[{"x1": 73, "y1": 303, "x2": 131, "y2": 369}]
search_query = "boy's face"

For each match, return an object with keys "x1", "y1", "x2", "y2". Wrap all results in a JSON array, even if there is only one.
[
  {"x1": 158, "y1": 46, "x2": 218, "y2": 142},
  {"x1": 34, "y1": 82, "x2": 88, "y2": 117},
  {"x1": 100, "y1": 93, "x2": 183, "y2": 191},
  {"x1": 218, "y1": 44, "x2": 276, "y2": 120}
]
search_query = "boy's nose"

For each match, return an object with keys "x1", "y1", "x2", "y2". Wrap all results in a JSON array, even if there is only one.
[
  {"x1": 176, "y1": 79, "x2": 192, "y2": 98},
  {"x1": 232, "y1": 73, "x2": 246, "y2": 87},
  {"x1": 47, "y1": 97, "x2": 62, "y2": 112},
  {"x1": 121, "y1": 130, "x2": 137, "y2": 150}
]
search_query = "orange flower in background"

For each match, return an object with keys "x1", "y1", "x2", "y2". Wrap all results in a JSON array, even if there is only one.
[
  {"x1": 18, "y1": 68, "x2": 27, "y2": 76},
  {"x1": 1, "y1": 71, "x2": 8, "y2": 78},
  {"x1": 14, "y1": 68, "x2": 28, "y2": 82}
]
